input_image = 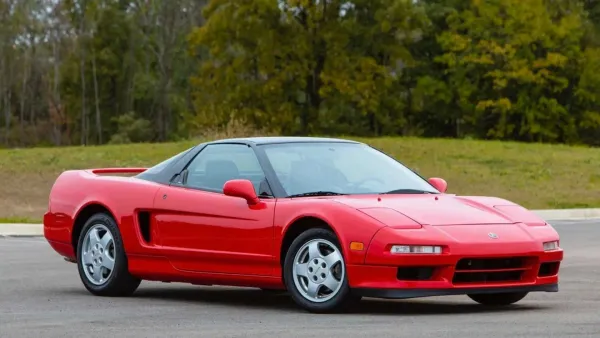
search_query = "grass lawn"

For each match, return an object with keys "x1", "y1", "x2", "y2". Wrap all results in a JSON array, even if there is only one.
[{"x1": 0, "y1": 136, "x2": 599, "y2": 223}]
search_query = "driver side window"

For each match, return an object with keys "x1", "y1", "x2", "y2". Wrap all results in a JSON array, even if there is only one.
[{"x1": 184, "y1": 144, "x2": 269, "y2": 195}]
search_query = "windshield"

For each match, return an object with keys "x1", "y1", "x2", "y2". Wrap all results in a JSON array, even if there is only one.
[{"x1": 261, "y1": 142, "x2": 439, "y2": 196}]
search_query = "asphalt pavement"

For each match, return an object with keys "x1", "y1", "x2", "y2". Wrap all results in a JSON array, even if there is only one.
[{"x1": 1, "y1": 219, "x2": 599, "y2": 338}]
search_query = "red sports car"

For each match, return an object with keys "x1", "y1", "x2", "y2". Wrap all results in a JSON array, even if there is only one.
[{"x1": 43, "y1": 137, "x2": 563, "y2": 313}]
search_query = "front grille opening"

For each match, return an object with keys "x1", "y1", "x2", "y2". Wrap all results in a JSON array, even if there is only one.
[
  {"x1": 397, "y1": 267, "x2": 435, "y2": 281},
  {"x1": 453, "y1": 271, "x2": 523, "y2": 284},
  {"x1": 456, "y1": 257, "x2": 526, "y2": 270},
  {"x1": 538, "y1": 262, "x2": 560, "y2": 277}
]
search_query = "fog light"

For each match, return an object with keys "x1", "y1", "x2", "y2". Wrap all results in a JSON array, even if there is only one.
[
  {"x1": 391, "y1": 245, "x2": 442, "y2": 254},
  {"x1": 543, "y1": 241, "x2": 559, "y2": 251}
]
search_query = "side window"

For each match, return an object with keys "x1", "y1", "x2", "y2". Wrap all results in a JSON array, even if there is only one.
[{"x1": 184, "y1": 144, "x2": 268, "y2": 194}]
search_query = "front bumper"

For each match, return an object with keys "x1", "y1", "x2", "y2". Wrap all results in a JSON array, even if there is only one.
[
  {"x1": 347, "y1": 224, "x2": 563, "y2": 296},
  {"x1": 346, "y1": 250, "x2": 561, "y2": 298},
  {"x1": 347, "y1": 249, "x2": 561, "y2": 292}
]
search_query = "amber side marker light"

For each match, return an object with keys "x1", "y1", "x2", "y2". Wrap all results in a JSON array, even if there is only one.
[{"x1": 350, "y1": 242, "x2": 364, "y2": 251}]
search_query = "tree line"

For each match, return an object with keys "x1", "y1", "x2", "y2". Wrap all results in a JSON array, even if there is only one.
[{"x1": 1, "y1": 0, "x2": 600, "y2": 148}]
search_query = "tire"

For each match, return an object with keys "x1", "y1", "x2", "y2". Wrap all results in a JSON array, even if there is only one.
[
  {"x1": 76, "y1": 212, "x2": 141, "y2": 297},
  {"x1": 283, "y1": 228, "x2": 361, "y2": 313},
  {"x1": 467, "y1": 292, "x2": 528, "y2": 306}
]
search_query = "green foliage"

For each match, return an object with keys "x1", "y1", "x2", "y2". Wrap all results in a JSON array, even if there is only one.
[
  {"x1": 434, "y1": 0, "x2": 586, "y2": 142},
  {"x1": 108, "y1": 112, "x2": 153, "y2": 144},
  {"x1": 188, "y1": 0, "x2": 427, "y2": 136},
  {"x1": 1, "y1": 0, "x2": 600, "y2": 147}
]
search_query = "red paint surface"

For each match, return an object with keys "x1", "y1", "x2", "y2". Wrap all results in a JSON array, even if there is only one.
[{"x1": 44, "y1": 169, "x2": 562, "y2": 292}]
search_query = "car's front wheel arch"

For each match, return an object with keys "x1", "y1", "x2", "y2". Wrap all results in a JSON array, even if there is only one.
[{"x1": 280, "y1": 216, "x2": 338, "y2": 272}]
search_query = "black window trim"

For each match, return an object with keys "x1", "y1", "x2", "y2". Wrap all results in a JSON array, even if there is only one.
[
  {"x1": 166, "y1": 141, "x2": 286, "y2": 199},
  {"x1": 139, "y1": 139, "x2": 431, "y2": 199}
]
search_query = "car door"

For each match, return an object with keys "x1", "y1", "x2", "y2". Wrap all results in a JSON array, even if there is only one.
[{"x1": 152, "y1": 143, "x2": 277, "y2": 276}]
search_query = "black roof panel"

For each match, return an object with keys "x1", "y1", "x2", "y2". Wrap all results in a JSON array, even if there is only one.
[{"x1": 207, "y1": 136, "x2": 361, "y2": 145}]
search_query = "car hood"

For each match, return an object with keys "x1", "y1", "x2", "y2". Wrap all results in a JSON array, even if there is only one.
[{"x1": 333, "y1": 194, "x2": 516, "y2": 226}]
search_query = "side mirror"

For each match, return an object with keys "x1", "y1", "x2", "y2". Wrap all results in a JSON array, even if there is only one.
[
  {"x1": 223, "y1": 179, "x2": 260, "y2": 205},
  {"x1": 428, "y1": 177, "x2": 447, "y2": 193}
]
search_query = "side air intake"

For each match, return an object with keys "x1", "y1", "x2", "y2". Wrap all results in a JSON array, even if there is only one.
[{"x1": 137, "y1": 211, "x2": 151, "y2": 243}]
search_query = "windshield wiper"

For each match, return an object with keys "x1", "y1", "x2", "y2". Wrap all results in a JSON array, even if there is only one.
[
  {"x1": 381, "y1": 189, "x2": 436, "y2": 195},
  {"x1": 288, "y1": 191, "x2": 348, "y2": 198}
]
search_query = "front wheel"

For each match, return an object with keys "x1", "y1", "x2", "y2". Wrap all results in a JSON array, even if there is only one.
[
  {"x1": 76, "y1": 212, "x2": 141, "y2": 297},
  {"x1": 468, "y1": 292, "x2": 528, "y2": 306},
  {"x1": 283, "y1": 228, "x2": 360, "y2": 313}
]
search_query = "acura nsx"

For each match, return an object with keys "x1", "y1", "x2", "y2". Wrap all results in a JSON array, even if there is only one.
[{"x1": 43, "y1": 137, "x2": 563, "y2": 312}]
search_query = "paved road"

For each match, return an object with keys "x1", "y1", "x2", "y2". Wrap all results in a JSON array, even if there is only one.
[{"x1": 1, "y1": 220, "x2": 599, "y2": 338}]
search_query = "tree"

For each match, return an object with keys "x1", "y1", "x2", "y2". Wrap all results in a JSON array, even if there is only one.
[
  {"x1": 435, "y1": 0, "x2": 587, "y2": 143},
  {"x1": 189, "y1": 0, "x2": 426, "y2": 136}
]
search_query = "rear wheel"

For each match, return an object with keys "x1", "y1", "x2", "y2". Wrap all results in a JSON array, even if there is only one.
[
  {"x1": 283, "y1": 228, "x2": 360, "y2": 313},
  {"x1": 76, "y1": 212, "x2": 141, "y2": 296},
  {"x1": 468, "y1": 292, "x2": 528, "y2": 306}
]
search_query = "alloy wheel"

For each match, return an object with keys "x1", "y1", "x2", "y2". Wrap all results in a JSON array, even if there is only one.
[
  {"x1": 292, "y1": 238, "x2": 345, "y2": 303},
  {"x1": 80, "y1": 224, "x2": 116, "y2": 286}
]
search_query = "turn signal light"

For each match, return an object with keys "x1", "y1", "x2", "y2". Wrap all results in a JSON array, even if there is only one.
[
  {"x1": 391, "y1": 245, "x2": 442, "y2": 254},
  {"x1": 350, "y1": 242, "x2": 364, "y2": 251}
]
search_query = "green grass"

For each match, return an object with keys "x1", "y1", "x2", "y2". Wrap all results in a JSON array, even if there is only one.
[
  {"x1": 0, "y1": 217, "x2": 39, "y2": 223},
  {"x1": 1, "y1": 136, "x2": 599, "y2": 223}
]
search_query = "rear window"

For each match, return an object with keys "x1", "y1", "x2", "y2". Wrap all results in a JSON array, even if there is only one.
[{"x1": 136, "y1": 147, "x2": 193, "y2": 180}]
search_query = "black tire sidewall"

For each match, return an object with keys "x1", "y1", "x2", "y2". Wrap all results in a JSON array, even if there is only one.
[
  {"x1": 468, "y1": 292, "x2": 528, "y2": 305},
  {"x1": 283, "y1": 228, "x2": 354, "y2": 313},
  {"x1": 76, "y1": 212, "x2": 137, "y2": 295}
]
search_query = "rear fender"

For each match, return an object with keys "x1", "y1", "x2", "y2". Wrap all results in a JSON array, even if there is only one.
[{"x1": 45, "y1": 169, "x2": 161, "y2": 256}]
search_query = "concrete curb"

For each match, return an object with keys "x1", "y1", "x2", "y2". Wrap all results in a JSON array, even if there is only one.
[
  {"x1": 1, "y1": 208, "x2": 599, "y2": 237},
  {"x1": 0, "y1": 223, "x2": 45, "y2": 237},
  {"x1": 531, "y1": 208, "x2": 600, "y2": 221}
]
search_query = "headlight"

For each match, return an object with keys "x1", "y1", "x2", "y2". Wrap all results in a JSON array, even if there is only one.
[
  {"x1": 543, "y1": 241, "x2": 559, "y2": 251},
  {"x1": 391, "y1": 245, "x2": 442, "y2": 254}
]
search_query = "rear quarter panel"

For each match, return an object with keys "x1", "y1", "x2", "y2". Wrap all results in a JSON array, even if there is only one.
[{"x1": 44, "y1": 170, "x2": 162, "y2": 258}]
